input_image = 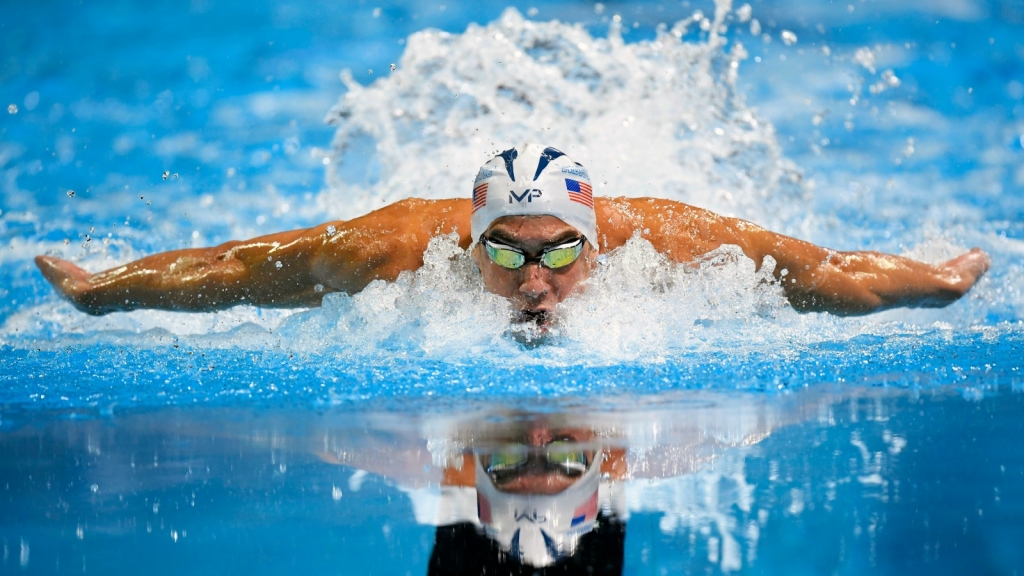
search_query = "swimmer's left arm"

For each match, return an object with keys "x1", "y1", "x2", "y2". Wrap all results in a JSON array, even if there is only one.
[
  {"x1": 724, "y1": 221, "x2": 991, "y2": 315},
  {"x1": 603, "y1": 198, "x2": 990, "y2": 315}
]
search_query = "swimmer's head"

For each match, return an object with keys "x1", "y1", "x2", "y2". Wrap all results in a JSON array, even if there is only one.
[
  {"x1": 470, "y1": 144, "x2": 599, "y2": 327},
  {"x1": 473, "y1": 429, "x2": 603, "y2": 567},
  {"x1": 470, "y1": 143, "x2": 597, "y2": 249}
]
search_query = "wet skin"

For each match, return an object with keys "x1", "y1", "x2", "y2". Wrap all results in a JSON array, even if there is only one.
[{"x1": 34, "y1": 196, "x2": 991, "y2": 317}]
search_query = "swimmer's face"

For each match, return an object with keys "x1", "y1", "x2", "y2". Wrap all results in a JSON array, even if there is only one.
[
  {"x1": 472, "y1": 215, "x2": 597, "y2": 327},
  {"x1": 481, "y1": 424, "x2": 597, "y2": 495}
]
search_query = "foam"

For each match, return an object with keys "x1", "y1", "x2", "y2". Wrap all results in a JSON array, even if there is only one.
[{"x1": 322, "y1": 7, "x2": 807, "y2": 231}]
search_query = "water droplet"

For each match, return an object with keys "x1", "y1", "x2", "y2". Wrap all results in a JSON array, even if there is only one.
[
  {"x1": 781, "y1": 30, "x2": 797, "y2": 46},
  {"x1": 275, "y1": 261, "x2": 283, "y2": 269},
  {"x1": 90, "y1": 484, "x2": 99, "y2": 493},
  {"x1": 882, "y1": 70, "x2": 901, "y2": 88},
  {"x1": 903, "y1": 138, "x2": 915, "y2": 156},
  {"x1": 66, "y1": 190, "x2": 75, "y2": 198},
  {"x1": 390, "y1": 63, "x2": 396, "y2": 72},
  {"x1": 314, "y1": 284, "x2": 324, "y2": 293},
  {"x1": 7, "y1": 104, "x2": 17, "y2": 114},
  {"x1": 326, "y1": 225, "x2": 337, "y2": 236},
  {"x1": 162, "y1": 171, "x2": 170, "y2": 180},
  {"x1": 372, "y1": 7, "x2": 381, "y2": 18}
]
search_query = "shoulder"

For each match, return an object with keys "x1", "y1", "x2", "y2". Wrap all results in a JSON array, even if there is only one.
[
  {"x1": 382, "y1": 197, "x2": 470, "y2": 216},
  {"x1": 363, "y1": 197, "x2": 471, "y2": 228},
  {"x1": 594, "y1": 196, "x2": 713, "y2": 252},
  {"x1": 593, "y1": 196, "x2": 755, "y2": 261}
]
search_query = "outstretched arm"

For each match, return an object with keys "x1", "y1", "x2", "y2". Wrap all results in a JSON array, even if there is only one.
[
  {"x1": 36, "y1": 198, "x2": 472, "y2": 315},
  {"x1": 599, "y1": 198, "x2": 990, "y2": 315},
  {"x1": 730, "y1": 222, "x2": 990, "y2": 314}
]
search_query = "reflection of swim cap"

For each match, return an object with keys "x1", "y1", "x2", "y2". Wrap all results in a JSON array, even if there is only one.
[
  {"x1": 470, "y1": 143, "x2": 598, "y2": 249},
  {"x1": 473, "y1": 449, "x2": 604, "y2": 567}
]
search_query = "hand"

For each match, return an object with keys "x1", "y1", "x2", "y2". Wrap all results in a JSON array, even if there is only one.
[
  {"x1": 34, "y1": 256, "x2": 100, "y2": 314},
  {"x1": 939, "y1": 248, "x2": 990, "y2": 297}
]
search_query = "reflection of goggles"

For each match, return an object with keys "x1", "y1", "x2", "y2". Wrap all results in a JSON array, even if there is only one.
[
  {"x1": 482, "y1": 443, "x2": 590, "y2": 484},
  {"x1": 482, "y1": 237, "x2": 585, "y2": 270}
]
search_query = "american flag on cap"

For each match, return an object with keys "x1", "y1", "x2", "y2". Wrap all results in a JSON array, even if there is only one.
[
  {"x1": 570, "y1": 492, "x2": 598, "y2": 527},
  {"x1": 477, "y1": 494, "x2": 492, "y2": 523},
  {"x1": 564, "y1": 178, "x2": 593, "y2": 208},
  {"x1": 472, "y1": 182, "x2": 488, "y2": 212}
]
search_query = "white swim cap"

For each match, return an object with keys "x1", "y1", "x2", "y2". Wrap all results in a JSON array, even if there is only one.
[
  {"x1": 473, "y1": 449, "x2": 604, "y2": 567},
  {"x1": 471, "y1": 143, "x2": 598, "y2": 249}
]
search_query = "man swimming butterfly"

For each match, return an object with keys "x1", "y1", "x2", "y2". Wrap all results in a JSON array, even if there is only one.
[{"x1": 35, "y1": 143, "x2": 990, "y2": 326}]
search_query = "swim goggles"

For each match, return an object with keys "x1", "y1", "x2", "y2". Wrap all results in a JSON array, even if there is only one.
[
  {"x1": 481, "y1": 442, "x2": 590, "y2": 485},
  {"x1": 481, "y1": 236, "x2": 585, "y2": 270}
]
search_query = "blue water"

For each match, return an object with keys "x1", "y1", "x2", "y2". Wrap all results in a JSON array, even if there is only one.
[{"x1": 2, "y1": 0, "x2": 1024, "y2": 573}]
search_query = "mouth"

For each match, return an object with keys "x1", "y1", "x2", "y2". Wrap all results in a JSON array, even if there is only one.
[{"x1": 515, "y1": 309, "x2": 552, "y2": 326}]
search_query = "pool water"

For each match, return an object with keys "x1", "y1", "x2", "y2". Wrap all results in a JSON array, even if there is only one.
[
  {"x1": 3, "y1": 389, "x2": 1023, "y2": 574},
  {"x1": 1, "y1": 0, "x2": 1023, "y2": 573}
]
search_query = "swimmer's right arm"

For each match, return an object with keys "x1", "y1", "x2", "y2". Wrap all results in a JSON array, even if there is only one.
[{"x1": 35, "y1": 198, "x2": 472, "y2": 315}]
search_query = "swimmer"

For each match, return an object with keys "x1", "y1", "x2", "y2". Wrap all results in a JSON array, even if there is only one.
[{"x1": 35, "y1": 143, "x2": 990, "y2": 324}]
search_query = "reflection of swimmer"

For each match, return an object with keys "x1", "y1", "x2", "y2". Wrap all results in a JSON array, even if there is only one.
[
  {"x1": 433, "y1": 426, "x2": 627, "y2": 573},
  {"x1": 37, "y1": 143, "x2": 989, "y2": 324},
  {"x1": 321, "y1": 420, "x2": 630, "y2": 573},
  {"x1": 318, "y1": 397, "x2": 808, "y2": 574}
]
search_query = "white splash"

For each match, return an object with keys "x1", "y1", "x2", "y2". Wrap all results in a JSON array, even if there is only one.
[{"x1": 323, "y1": 7, "x2": 808, "y2": 233}]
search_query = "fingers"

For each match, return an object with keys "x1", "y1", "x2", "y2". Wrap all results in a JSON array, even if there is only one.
[
  {"x1": 34, "y1": 256, "x2": 96, "y2": 310},
  {"x1": 966, "y1": 248, "x2": 991, "y2": 276},
  {"x1": 35, "y1": 256, "x2": 87, "y2": 287},
  {"x1": 944, "y1": 248, "x2": 990, "y2": 280},
  {"x1": 938, "y1": 248, "x2": 991, "y2": 298}
]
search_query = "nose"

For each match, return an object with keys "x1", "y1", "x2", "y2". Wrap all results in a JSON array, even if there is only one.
[
  {"x1": 526, "y1": 426, "x2": 554, "y2": 446},
  {"x1": 518, "y1": 263, "x2": 551, "y2": 303}
]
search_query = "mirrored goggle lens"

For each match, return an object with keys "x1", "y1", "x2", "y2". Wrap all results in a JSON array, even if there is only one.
[
  {"x1": 540, "y1": 241, "x2": 584, "y2": 269},
  {"x1": 485, "y1": 445, "x2": 589, "y2": 477},
  {"x1": 485, "y1": 242, "x2": 526, "y2": 269},
  {"x1": 546, "y1": 442, "x2": 588, "y2": 469},
  {"x1": 487, "y1": 450, "x2": 528, "y2": 471}
]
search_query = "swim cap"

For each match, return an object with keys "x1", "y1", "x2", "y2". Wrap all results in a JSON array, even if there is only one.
[
  {"x1": 473, "y1": 448, "x2": 604, "y2": 567},
  {"x1": 470, "y1": 143, "x2": 598, "y2": 250}
]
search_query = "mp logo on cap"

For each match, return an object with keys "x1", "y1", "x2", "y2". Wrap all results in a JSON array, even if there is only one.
[{"x1": 509, "y1": 189, "x2": 543, "y2": 203}]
